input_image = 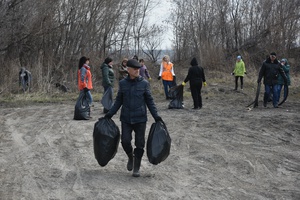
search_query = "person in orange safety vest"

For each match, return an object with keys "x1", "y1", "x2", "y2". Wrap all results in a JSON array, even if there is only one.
[
  {"x1": 158, "y1": 55, "x2": 176, "y2": 100},
  {"x1": 78, "y1": 56, "x2": 93, "y2": 106}
]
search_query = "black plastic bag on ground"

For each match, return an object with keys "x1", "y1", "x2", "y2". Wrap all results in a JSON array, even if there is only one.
[
  {"x1": 93, "y1": 117, "x2": 120, "y2": 167},
  {"x1": 147, "y1": 121, "x2": 171, "y2": 165},
  {"x1": 168, "y1": 85, "x2": 184, "y2": 109},
  {"x1": 74, "y1": 91, "x2": 90, "y2": 120},
  {"x1": 101, "y1": 87, "x2": 113, "y2": 110}
]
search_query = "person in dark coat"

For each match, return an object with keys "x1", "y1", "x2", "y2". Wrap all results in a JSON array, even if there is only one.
[
  {"x1": 182, "y1": 57, "x2": 207, "y2": 109},
  {"x1": 257, "y1": 52, "x2": 287, "y2": 108},
  {"x1": 101, "y1": 57, "x2": 114, "y2": 113},
  {"x1": 104, "y1": 59, "x2": 162, "y2": 177},
  {"x1": 19, "y1": 67, "x2": 32, "y2": 92}
]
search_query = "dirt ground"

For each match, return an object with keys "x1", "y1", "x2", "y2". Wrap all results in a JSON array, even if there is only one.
[{"x1": 1, "y1": 84, "x2": 300, "y2": 200}]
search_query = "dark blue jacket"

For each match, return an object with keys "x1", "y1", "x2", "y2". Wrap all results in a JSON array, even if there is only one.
[{"x1": 107, "y1": 76, "x2": 159, "y2": 124}]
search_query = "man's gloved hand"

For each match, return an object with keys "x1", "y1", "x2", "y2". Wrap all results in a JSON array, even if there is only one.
[
  {"x1": 244, "y1": 72, "x2": 247, "y2": 75},
  {"x1": 83, "y1": 87, "x2": 89, "y2": 93},
  {"x1": 257, "y1": 80, "x2": 261, "y2": 84},
  {"x1": 203, "y1": 82, "x2": 207, "y2": 87},
  {"x1": 231, "y1": 72, "x2": 235, "y2": 75},
  {"x1": 155, "y1": 116, "x2": 162, "y2": 122},
  {"x1": 157, "y1": 76, "x2": 161, "y2": 80},
  {"x1": 182, "y1": 82, "x2": 186, "y2": 86}
]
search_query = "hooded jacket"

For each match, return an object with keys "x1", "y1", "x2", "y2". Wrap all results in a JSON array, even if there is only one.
[
  {"x1": 257, "y1": 58, "x2": 287, "y2": 85},
  {"x1": 183, "y1": 58, "x2": 206, "y2": 85},
  {"x1": 233, "y1": 60, "x2": 246, "y2": 77},
  {"x1": 277, "y1": 58, "x2": 291, "y2": 85},
  {"x1": 106, "y1": 76, "x2": 159, "y2": 124}
]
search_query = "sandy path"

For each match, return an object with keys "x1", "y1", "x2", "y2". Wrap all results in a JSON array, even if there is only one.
[{"x1": 1, "y1": 87, "x2": 300, "y2": 200}]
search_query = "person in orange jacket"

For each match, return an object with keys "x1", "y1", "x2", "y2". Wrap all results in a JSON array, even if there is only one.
[
  {"x1": 158, "y1": 55, "x2": 176, "y2": 100},
  {"x1": 78, "y1": 56, "x2": 93, "y2": 106}
]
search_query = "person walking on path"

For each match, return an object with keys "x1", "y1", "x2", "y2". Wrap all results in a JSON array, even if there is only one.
[
  {"x1": 232, "y1": 55, "x2": 246, "y2": 90},
  {"x1": 182, "y1": 57, "x2": 206, "y2": 109},
  {"x1": 139, "y1": 59, "x2": 151, "y2": 80},
  {"x1": 158, "y1": 55, "x2": 176, "y2": 100},
  {"x1": 277, "y1": 58, "x2": 291, "y2": 102},
  {"x1": 78, "y1": 56, "x2": 93, "y2": 106},
  {"x1": 104, "y1": 59, "x2": 162, "y2": 177},
  {"x1": 19, "y1": 67, "x2": 32, "y2": 92},
  {"x1": 257, "y1": 52, "x2": 287, "y2": 108},
  {"x1": 101, "y1": 57, "x2": 115, "y2": 113}
]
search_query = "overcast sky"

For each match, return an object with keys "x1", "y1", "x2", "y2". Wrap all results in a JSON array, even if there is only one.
[{"x1": 148, "y1": 0, "x2": 173, "y2": 49}]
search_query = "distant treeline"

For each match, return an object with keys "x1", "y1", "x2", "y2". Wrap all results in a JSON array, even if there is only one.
[{"x1": 0, "y1": 0, "x2": 299, "y2": 93}]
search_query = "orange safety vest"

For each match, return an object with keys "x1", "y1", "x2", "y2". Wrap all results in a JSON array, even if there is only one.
[
  {"x1": 161, "y1": 62, "x2": 174, "y2": 81},
  {"x1": 78, "y1": 65, "x2": 93, "y2": 90}
]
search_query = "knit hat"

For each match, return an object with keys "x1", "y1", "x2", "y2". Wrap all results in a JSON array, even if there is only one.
[
  {"x1": 270, "y1": 52, "x2": 276, "y2": 56},
  {"x1": 127, "y1": 59, "x2": 141, "y2": 68}
]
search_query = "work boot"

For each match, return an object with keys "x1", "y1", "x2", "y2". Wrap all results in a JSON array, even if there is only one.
[
  {"x1": 126, "y1": 153, "x2": 133, "y2": 171},
  {"x1": 132, "y1": 157, "x2": 141, "y2": 177}
]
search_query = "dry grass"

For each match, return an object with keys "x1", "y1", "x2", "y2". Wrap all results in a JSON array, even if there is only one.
[{"x1": 1, "y1": 69, "x2": 299, "y2": 107}]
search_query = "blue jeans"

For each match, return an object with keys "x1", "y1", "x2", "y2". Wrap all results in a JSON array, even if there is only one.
[
  {"x1": 277, "y1": 84, "x2": 288, "y2": 101},
  {"x1": 86, "y1": 90, "x2": 93, "y2": 105},
  {"x1": 264, "y1": 84, "x2": 278, "y2": 107},
  {"x1": 80, "y1": 90, "x2": 93, "y2": 105},
  {"x1": 162, "y1": 80, "x2": 174, "y2": 99}
]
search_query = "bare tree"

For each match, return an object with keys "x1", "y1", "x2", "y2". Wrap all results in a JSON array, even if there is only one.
[
  {"x1": 141, "y1": 24, "x2": 162, "y2": 63},
  {"x1": 171, "y1": 0, "x2": 300, "y2": 71}
]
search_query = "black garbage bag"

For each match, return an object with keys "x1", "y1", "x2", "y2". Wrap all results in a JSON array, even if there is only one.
[
  {"x1": 101, "y1": 86, "x2": 113, "y2": 110},
  {"x1": 168, "y1": 85, "x2": 184, "y2": 109},
  {"x1": 172, "y1": 76, "x2": 177, "y2": 87},
  {"x1": 93, "y1": 117, "x2": 120, "y2": 167},
  {"x1": 147, "y1": 121, "x2": 171, "y2": 165},
  {"x1": 74, "y1": 91, "x2": 90, "y2": 120}
]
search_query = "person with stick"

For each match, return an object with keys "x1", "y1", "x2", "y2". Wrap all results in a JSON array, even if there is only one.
[{"x1": 257, "y1": 52, "x2": 287, "y2": 108}]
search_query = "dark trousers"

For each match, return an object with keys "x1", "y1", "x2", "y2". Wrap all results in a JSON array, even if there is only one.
[
  {"x1": 190, "y1": 81, "x2": 202, "y2": 108},
  {"x1": 162, "y1": 80, "x2": 174, "y2": 99},
  {"x1": 121, "y1": 122, "x2": 146, "y2": 159},
  {"x1": 235, "y1": 76, "x2": 244, "y2": 89}
]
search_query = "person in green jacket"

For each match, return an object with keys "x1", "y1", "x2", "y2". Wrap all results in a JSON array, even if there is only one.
[
  {"x1": 101, "y1": 57, "x2": 115, "y2": 113},
  {"x1": 232, "y1": 55, "x2": 246, "y2": 90},
  {"x1": 277, "y1": 58, "x2": 291, "y2": 102}
]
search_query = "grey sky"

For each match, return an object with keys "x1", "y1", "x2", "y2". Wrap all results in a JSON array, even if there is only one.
[{"x1": 149, "y1": 0, "x2": 173, "y2": 49}]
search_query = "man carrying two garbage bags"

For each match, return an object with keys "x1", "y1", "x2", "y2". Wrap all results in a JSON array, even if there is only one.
[{"x1": 93, "y1": 59, "x2": 171, "y2": 177}]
